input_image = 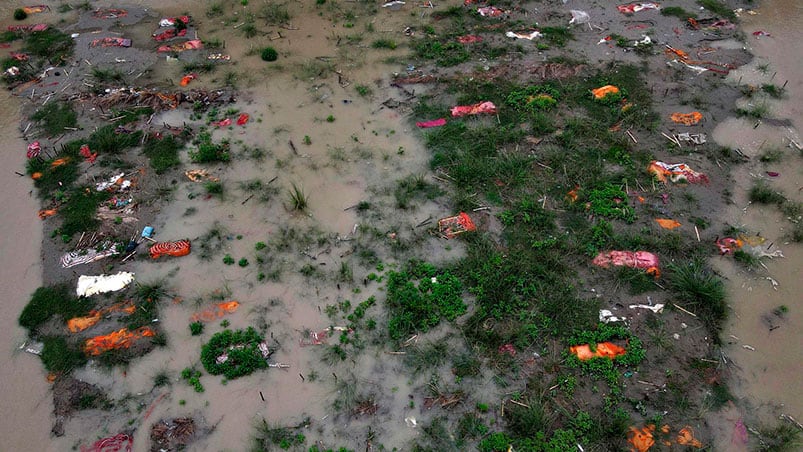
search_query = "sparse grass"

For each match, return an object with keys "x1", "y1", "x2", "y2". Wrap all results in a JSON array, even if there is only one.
[
  {"x1": 288, "y1": 183, "x2": 308, "y2": 211},
  {"x1": 661, "y1": 6, "x2": 697, "y2": 19},
  {"x1": 19, "y1": 284, "x2": 93, "y2": 333},
  {"x1": 91, "y1": 67, "x2": 125, "y2": 83},
  {"x1": 259, "y1": 3, "x2": 291, "y2": 25},
  {"x1": 761, "y1": 84, "x2": 785, "y2": 99},
  {"x1": 59, "y1": 187, "x2": 109, "y2": 236},
  {"x1": 190, "y1": 131, "x2": 230, "y2": 163},
  {"x1": 759, "y1": 148, "x2": 783, "y2": 163},
  {"x1": 372, "y1": 39, "x2": 397, "y2": 50},
  {"x1": 736, "y1": 102, "x2": 770, "y2": 119},
  {"x1": 755, "y1": 423, "x2": 801, "y2": 451},
  {"x1": 394, "y1": 174, "x2": 442, "y2": 209},
  {"x1": 30, "y1": 102, "x2": 77, "y2": 137},
  {"x1": 668, "y1": 259, "x2": 726, "y2": 334},
  {"x1": 355, "y1": 84, "x2": 372, "y2": 97},
  {"x1": 41, "y1": 336, "x2": 86, "y2": 374},
  {"x1": 24, "y1": 28, "x2": 75, "y2": 64},
  {"x1": 85, "y1": 124, "x2": 143, "y2": 155},
  {"x1": 749, "y1": 182, "x2": 785, "y2": 205},
  {"x1": 697, "y1": 0, "x2": 737, "y2": 21},
  {"x1": 206, "y1": 2, "x2": 224, "y2": 18},
  {"x1": 142, "y1": 135, "x2": 183, "y2": 173}
]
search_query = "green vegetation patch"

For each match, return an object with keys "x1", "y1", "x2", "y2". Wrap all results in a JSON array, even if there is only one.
[
  {"x1": 19, "y1": 284, "x2": 94, "y2": 333},
  {"x1": 24, "y1": 28, "x2": 75, "y2": 64},
  {"x1": 190, "y1": 130, "x2": 230, "y2": 163},
  {"x1": 385, "y1": 261, "x2": 466, "y2": 340},
  {"x1": 30, "y1": 101, "x2": 77, "y2": 137},
  {"x1": 201, "y1": 327, "x2": 269, "y2": 378},
  {"x1": 586, "y1": 183, "x2": 636, "y2": 223},
  {"x1": 142, "y1": 134, "x2": 183, "y2": 173},
  {"x1": 413, "y1": 40, "x2": 470, "y2": 67}
]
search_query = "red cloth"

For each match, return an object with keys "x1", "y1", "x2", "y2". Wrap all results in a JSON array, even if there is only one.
[
  {"x1": 416, "y1": 118, "x2": 446, "y2": 128},
  {"x1": 450, "y1": 101, "x2": 497, "y2": 117}
]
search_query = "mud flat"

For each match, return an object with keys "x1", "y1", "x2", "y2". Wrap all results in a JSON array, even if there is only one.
[{"x1": 1, "y1": 0, "x2": 801, "y2": 451}]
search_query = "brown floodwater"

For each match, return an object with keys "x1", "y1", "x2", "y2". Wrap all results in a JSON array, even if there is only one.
[
  {"x1": 708, "y1": 0, "x2": 803, "y2": 448},
  {"x1": 2, "y1": 0, "x2": 800, "y2": 450}
]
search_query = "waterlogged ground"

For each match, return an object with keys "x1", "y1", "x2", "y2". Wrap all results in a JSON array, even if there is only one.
[{"x1": 1, "y1": 0, "x2": 802, "y2": 451}]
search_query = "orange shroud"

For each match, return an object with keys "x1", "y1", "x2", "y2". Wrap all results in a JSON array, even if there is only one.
[
  {"x1": 670, "y1": 111, "x2": 703, "y2": 125},
  {"x1": 592, "y1": 85, "x2": 620, "y2": 100},
  {"x1": 149, "y1": 240, "x2": 191, "y2": 259},
  {"x1": 190, "y1": 301, "x2": 240, "y2": 322},
  {"x1": 84, "y1": 327, "x2": 155, "y2": 355},
  {"x1": 570, "y1": 342, "x2": 627, "y2": 360}
]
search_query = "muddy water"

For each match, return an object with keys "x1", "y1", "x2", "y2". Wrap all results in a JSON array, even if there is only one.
[
  {"x1": 709, "y1": 0, "x2": 803, "y2": 447},
  {"x1": 0, "y1": 2, "x2": 61, "y2": 448}
]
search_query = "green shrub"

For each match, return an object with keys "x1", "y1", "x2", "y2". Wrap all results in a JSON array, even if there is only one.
[
  {"x1": 143, "y1": 135, "x2": 183, "y2": 173},
  {"x1": 261, "y1": 47, "x2": 278, "y2": 62},
  {"x1": 190, "y1": 131, "x2": 230, "y2": 163},
  {"x1": 200, "y1": 328, "x2": 269, "y2": 379},
  {"x1": 13, "y1": 9, "x2": 27, "y2": 21},
  {"x1": 385, "y1": 261, "x2": 465, "y2": 340},
  {"x1": 41, "y1": 336, "x2": 87, "y2": 374},
  {"x1": 189, "y1": 321, "x2": 204, "y2": 336},
  {"x1": 668, "y1": 259, "x2": 726, "y2": 333}
]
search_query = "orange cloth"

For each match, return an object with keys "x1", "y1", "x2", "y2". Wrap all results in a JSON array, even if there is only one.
[
  {"x1": 655, "y1": 218, "x2": 681, "y2": 229},
  {"x1": 67, "y1": 312, "x2": 102, "y2": 333},
  {"x1": 677, "y1": 427, "x2": 703, "y2": 448},
  {"x1": 149, "y1": 240, "x2": 191, "y2": 259},
  {"x1": 628, "y1": 425, "x2": 656, "y2": 452},
  {"x1": 84, "y1": 327, "x2": 155, "y2": 355},
  {"x1": 592, "y1": 85, "x2": 620, "y2": 100},
  {"x1": 570, "y1": 342, "x2": 627, "y2": 360},
  {"x1": 38, "y1": 209, "x2": 57, "y2": 219},
  {"x1": 670, "y1": 112, "x2": 703, "y2": 125},
  {"x1": 190, "y1": 301, "x2": 240, "y2": 322},
  {"x1": 50, "y1": 157, "x2": 70, "y2": 167}
]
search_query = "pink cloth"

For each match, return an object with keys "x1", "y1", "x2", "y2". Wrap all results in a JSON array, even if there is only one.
[
  {"x1": 416, "y1": 118, "x2": 446, "y2": 128},
  {"x1": 450, "y1": 101, "x2": 497, "y2": 117},
  {"x1": 592, "y1": 251, "x2": 659, "y2": 270},
  {"x1": 457, "y1": 35, "x2": 483, "y2": 44}
]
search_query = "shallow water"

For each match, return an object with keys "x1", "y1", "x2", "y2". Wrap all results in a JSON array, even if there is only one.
[{"x1": 708, "y1": 0, "x2": 803, "y2": 448}]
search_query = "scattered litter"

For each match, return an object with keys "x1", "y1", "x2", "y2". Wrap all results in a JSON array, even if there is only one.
[
  {"x1": 677, "y1": 427, "x2": 703, "y2": 448},
  {"x1": 498, "y1": 343, "x2": 516, "y2": 356},
  {"x1": 599, "y1": 309, "x2": 626, "y2": 323},
  {"x1": 190, "y1": 301, "x2": 240, "y2": 322},
  {"x1": 766, "y1": 171, "x2": 779, "y2": 177},
  {"x1": 157, "y1": 40, "x2": 203, "y2": 53},
  {"x1": 477, "y1": 6, "x2": 507, "y2": 17},
  {"x1": 707, "y1": 20, "x2": 736, "y2": 31},
  {"x1": 211, "y1": 118, "x2": 232, "y2": 127},
  {"x1": 22, "y1": 5, "x2": 50, "y2": 14},
  {"x1": 141, "y1": 226, "x2": 155, "y2": 239},
  {"x1": 629, "y1": 304, "x2": 665, "y2": 313},
  {"x1": 153, "y1": 28, "x2": 187, "y2": 42},
  {"x1": 405, "y1": 416, "x2": 418, "y2": 428},
  {"x1": 95, "y1": 173, "x2": 131, "y2": 191},
  {"x1": 158, "y1": 16, "x2": 190, "y2": 27},
  {"x1": 22, "y1": 341, "x2": 44, "y2": 355},
  {"x1": 93, "y1": 8, "x2": 128, "y2": 19},
  {"x1": 236, "y1": 113, "x2": 250, "y2": 125},
  {"x1": 149, "y1": 240, "x2": 191, "y2": 259},
  {"x1": 570, "y1": 342, "x2": 626, "y2": 360},
  {"x1": 185, "y1": 169, "x2": 219, "y2": 182},
  {"x1": 745, "y1": 242, "x2": 784, "y2": 259},
  {"x1": 61, "y1": 243, "x2": 120, "y2": 268},
  {"x1": 81, "y1": 432, "x2": 133, "y2": 452},
  {"x1": 592, "y1": 251, "x2": 660, "y2": 277},
  {"x1": 416, "y1": 118, "x2": 446, "y2": 128},
  {"x1": 648, "y1": 160, "x2": 709, "y2": 184},
  {"x1": 670, "y1": 111, "x2": 703, "y2": 125},
  {"x1": 569, "y1": 10, "x2": 590, "y2": 25},
  {"x1": 617, "y1": 2, "x2": 660, "y2": 14},
  {"x1": 715, "y1": 237, "x2": 742, "y2": 255},
  {"x1": 77, "y1": 271, "x2": 135, "y2": 297},
  {"x1": 752, "y1": 30, "x2": 771, "y2": 39},
  {"x1": 299, "y1": 326, "x2": 351, "y2": 346},
  {"x1": 457, "y1": 35, "x2": 483, "y2": 44},
  {"x1": 742, "y1": 344, "x2": 755, "y2": 351},
  {"x1": 79, "y1": 144, "x2": 98, "y2": 163},
  {"x1": 677, "y1": 132, "x2": 706, "y2": 144},
  {"x1": 591, "y1": 85, "x2": 620, "y2": 100},
  {"x1": 505, "y1": 31, "x2": 543, "y2": 40},
  {"x1": 635, "y1": 35, "x2": 652, "y2": 46},
  {"x1": 450, "y1": 101, "x2": 497, "y2": 117},
  {"x1": 84, "y1": 327, "x2": 155, "y2": 355},
  {"x1": 382, "y1": 0, "x2": 406, "y2": 9},
  {"x1": 437, "y1": 212, "x2": 477, "y2": 238},
  {"x1": 26, "y1": 141, "x2": 41, "y2": 158},
  {"x1": 655, "y1": 218, "x2": 681, "y2": 230},
  {"x1": 207, "y1": 53, "x2": 231, "y2": 61},
  {"x1": 90, "y1": 37, "x2": 132, "y2": 48}
]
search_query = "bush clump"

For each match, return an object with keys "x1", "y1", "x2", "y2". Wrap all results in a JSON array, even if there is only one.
[
  {"x1": 200, "y1": 327, "x2": 269, "y2": 378},
  {"x1": 385, "y1": 261, "x2": 466, "y2": 341},
  {"x1": 260, "y1": 47, "x2": 278, "y2": 62},
  {"x1": 19, "y1": 285, "x2": 93, "y2": 333},
  {"x1": 13, "y1": 9, "x2": 27, "y2": 21}
]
